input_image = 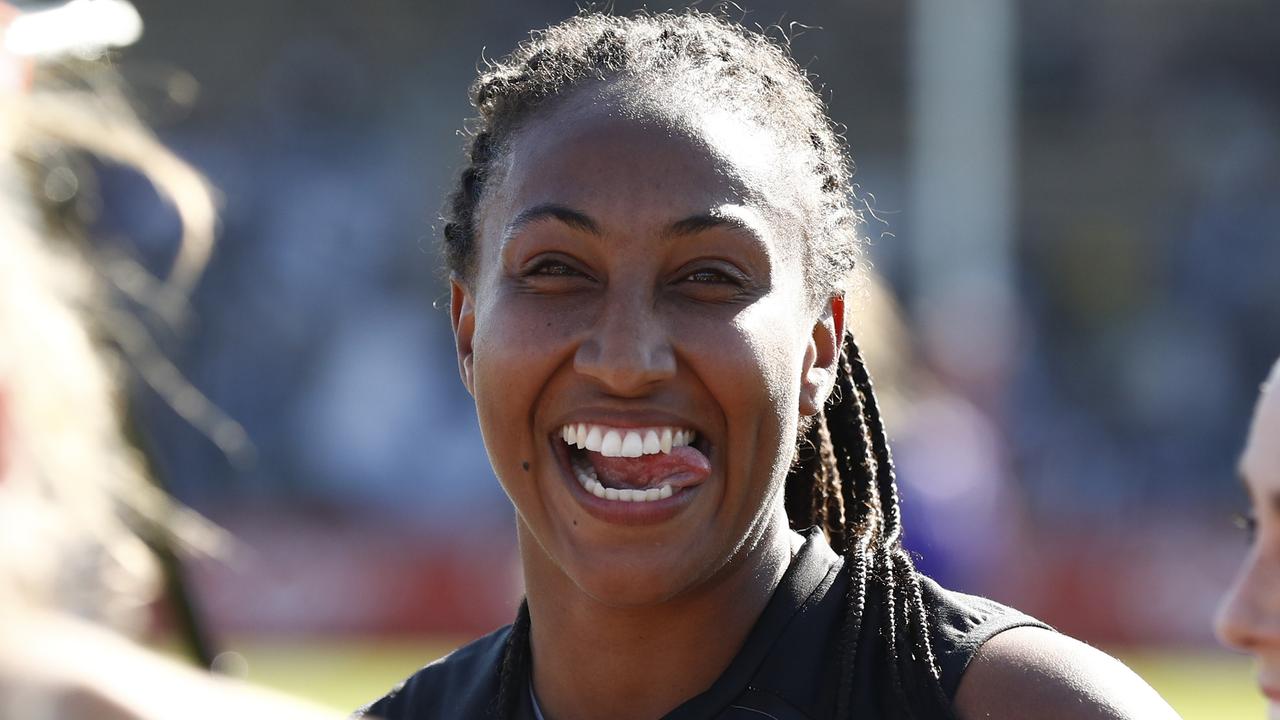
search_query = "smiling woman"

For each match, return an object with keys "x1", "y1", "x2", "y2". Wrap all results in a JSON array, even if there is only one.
[{"x1": 357, "y1": 10, "x2": 1179, "y2": 720}]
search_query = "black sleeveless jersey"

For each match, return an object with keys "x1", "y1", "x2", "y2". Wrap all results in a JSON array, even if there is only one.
[{"x1": 355, "y1": 528, "x2": 1051, "y2": 719}]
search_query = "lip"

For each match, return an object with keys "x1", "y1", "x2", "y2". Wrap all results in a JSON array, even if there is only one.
[{"x1": 549, "y1": 428, "x2": 710, "y2": 526}]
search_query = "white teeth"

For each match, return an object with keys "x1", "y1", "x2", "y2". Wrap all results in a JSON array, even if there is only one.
[
  {"x1": 560, "y1": 423, "x2": 698, "y2": 456},
  {"x1": 621, "y1": 431, "x2": 644, "y2": 457},
  {"x1": 601, "y1": 430, "x2": 623, "y2": 457},
  {"x1": 573, "y1": 467, "x2": 676, "y2": 503},
  {"x1": 642, "y1": 430, "x2": 660, "y2": 454}
]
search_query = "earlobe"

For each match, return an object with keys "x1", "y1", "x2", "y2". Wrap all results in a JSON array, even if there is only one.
[
  {"x1": 799, "y1": 295, "x2": 846, "y2": 417},
  {"x1": 450, "y1": 278, "x2": 477, "y2": 396}
]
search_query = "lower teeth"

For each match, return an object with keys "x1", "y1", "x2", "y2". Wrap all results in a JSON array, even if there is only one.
[{"x1": 576, "y1": 470, "x2": 674, "y2": 502}]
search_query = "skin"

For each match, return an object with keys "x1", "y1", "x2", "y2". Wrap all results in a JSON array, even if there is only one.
[
  {"x1": 451, "y1": 84, "x2": 1176, "y2": 720},
  {"x1": 1216, "y1": 359, "x2": 1280, "y2": 718}
]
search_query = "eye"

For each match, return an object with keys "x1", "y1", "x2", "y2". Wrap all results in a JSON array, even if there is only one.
[
  {"x1": 669, "y1": 261, "x2": 758, "y2": 305},
  {"x1": 519, "y1": 253, "x2": 593, "y2": 279},
  {"x1": 1233, "y1": 511, "x2": 1258, "y2": 544},
  {"x1": 527, "y1": 258, "x2": 586, "y2": 277},
  {"x1": 682, "y1": 268, "x2": 737, "y2": 284},
  {"x1": 677, "y1": 261, "x2": 749, "y2": 286}
]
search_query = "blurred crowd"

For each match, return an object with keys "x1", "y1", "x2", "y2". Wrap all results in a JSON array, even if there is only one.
[{"x1": 73, "y1": 0, "x2": 1280, "y2": 642}]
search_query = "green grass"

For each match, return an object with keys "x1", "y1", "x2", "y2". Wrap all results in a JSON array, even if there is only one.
[
  {"x1": 1121, "y1": 650, "x2": 1262, "y2": 719},
  {"x1": 218, "y1": 639, "x2": 1263, "y2": 719}
]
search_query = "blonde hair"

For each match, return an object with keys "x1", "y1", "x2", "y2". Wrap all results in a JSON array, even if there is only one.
[{"x1": 0, "y1": 64, "x2": 225, "y2": 630}]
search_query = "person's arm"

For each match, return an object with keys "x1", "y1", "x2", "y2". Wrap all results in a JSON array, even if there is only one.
[{"x1": 953, "y1": 626, "x2": 1182, "y2": 719}]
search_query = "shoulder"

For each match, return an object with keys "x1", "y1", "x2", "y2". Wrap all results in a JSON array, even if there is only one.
[
  {"x1": 354, "y1": 625, "x2": 511, "y2": 720},
  {"x1": 913, "y1": 575, "x2": 1052, "y2": 700},
  {"x1": 952, "y1": 626, "x2": 1182, "y2": 720}
]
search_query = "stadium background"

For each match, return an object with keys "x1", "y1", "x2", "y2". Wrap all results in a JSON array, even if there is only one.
[{"x1": 92, "y1": 1, "x2": 1277, "y2": 717}]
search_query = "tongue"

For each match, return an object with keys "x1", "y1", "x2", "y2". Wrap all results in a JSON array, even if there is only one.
[{"x1": 589, "y1": 446, "x2": 711, "y2": 491}]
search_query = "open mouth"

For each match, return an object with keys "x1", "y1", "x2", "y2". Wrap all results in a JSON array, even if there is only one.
[{"x1": 556, "y1": 423, "x2": 712, "y2": 503}]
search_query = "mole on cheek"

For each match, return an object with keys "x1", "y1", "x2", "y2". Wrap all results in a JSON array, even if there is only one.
[{"x1": 522, "y1": 461, "x2": 530, "y2": 471}]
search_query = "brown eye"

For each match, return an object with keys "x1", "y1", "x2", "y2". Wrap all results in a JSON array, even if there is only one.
[
  {"x1": 680, "y1": 264, "x2": 748, "y2": 286},
  {"x1": 528, "y1": 259, "x2": 586, "y2": 278},
  {"x1": 684, "y1": 269, "x2": 733, "y2": 284}
]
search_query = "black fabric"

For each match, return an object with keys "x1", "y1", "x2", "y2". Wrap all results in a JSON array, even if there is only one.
[{"x1": 355, "y1": 528, "x2": 1051, "y2": 720}]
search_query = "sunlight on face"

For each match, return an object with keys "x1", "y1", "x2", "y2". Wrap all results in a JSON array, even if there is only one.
[{"x1": 1217, "y1": 359, "x2": 1280, "y2": 716}]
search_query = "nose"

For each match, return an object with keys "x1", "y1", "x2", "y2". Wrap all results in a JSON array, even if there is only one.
[
  {"x1": 573, "y1": 292, "x2": 676, "y2": 395},
  {"x1": 1216, "y1": 544, "x2": 1280, "y2": 653}
]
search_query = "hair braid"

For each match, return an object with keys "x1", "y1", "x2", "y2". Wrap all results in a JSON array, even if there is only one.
[
  {"x1": 492, "y1": 599, "x2": 531, "y2": 718},
  {"x1": 842, "y1": 336, "x2": 948, "y2": 716}
]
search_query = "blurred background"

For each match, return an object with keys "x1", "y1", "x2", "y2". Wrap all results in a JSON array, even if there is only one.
[{"x1": 79, "y1": 0, "x2": 1278, "y2": 717}]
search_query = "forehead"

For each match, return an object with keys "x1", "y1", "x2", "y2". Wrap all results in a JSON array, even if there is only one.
[
  {"x1": 477, "y1": 84, "x2": 805, "y2": 255},
  {"x1": 1242, "y1": 367, "x2": 1280, "y2": 495}
]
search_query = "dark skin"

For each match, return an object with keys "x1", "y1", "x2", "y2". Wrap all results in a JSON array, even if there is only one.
[{"x1": 450, "y1": 87, "x2": 1178, "y2": 720}]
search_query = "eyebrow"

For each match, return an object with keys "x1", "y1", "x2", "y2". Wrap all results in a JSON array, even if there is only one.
[
  {"x1": 663, "y1": 212, "x2": 756, "y2": 239},
  {"x1": 502, "y1": 205, "x2": 761, "y2": 244},
  {"x1": 504, "y1": 204, "x2": 601, "y2": 240}
]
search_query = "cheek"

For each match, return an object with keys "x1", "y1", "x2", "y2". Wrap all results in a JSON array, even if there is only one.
[
  {"x1": 470, "y1": 293, "x2": 582, "y2": 472},
  {"x1": 677, "y1": 299, "x2": 807, "y2": 471}
]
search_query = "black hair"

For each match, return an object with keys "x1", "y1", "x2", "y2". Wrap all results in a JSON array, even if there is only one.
[{"x1": 442, "y1": 10, "x2": 949, "y2": 719}]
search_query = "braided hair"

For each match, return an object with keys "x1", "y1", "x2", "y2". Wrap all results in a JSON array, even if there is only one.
[{"x1": 442, "y1": 11, "x2": 949, "y2": 719}]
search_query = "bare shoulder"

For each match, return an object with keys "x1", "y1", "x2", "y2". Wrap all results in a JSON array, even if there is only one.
[{"x1": 953, "y1": 626, "x2": 1182, "y2": 720}]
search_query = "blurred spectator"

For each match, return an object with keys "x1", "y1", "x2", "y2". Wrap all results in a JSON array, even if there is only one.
[{"x1": 0, "y1": 2, "x2": 347, "y2": 716}]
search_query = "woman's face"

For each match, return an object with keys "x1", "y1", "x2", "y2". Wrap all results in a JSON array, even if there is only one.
[
  {"x1": 451, "y1": 88, "x2": 841, "y2": 605},
  {"x1": 1217, "y1": 362, "x2": 1280, "y2": 716}
]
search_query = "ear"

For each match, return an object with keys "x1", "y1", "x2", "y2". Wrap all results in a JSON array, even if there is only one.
[
  {"x1": 450, "y1": 277, "x2": 477, "y2": 396},
  {"x1": 799, "y1": 295, "x2": 845, "y2": 417}
]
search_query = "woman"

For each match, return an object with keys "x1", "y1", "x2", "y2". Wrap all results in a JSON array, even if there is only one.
[
  {"x1": 361, "y1": 11, "x2": 1177, "y2": 720},
  {"x1": 1217, "y1": 358, "x2": 1280, "y2": 716}
]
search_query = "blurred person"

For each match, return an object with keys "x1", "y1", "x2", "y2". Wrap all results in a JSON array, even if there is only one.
[
  {"x1": 848, "y1": 272, "x2": 1029, "y2": 596},
  {"x1": 358, "y1": 11, "x2": 1177, "y2": 720},
  {"x1": 1217, "y1": 357, "x2": 1280, "y2": 717},
  {"x1": 0, "y1": 1, "x2": 350, "y2": 717}
]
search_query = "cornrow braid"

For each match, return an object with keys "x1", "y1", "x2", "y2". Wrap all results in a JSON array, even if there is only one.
[
  {"x1": 443, "y1": 10, "x2": 949, "y2": 719},
  {"x1": 492, "y1": 599, "x2": 530, "y2": 718}
]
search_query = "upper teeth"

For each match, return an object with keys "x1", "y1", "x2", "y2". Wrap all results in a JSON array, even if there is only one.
[{"x1": 560, "y1": 424, "x2": 696, "y2": 458}]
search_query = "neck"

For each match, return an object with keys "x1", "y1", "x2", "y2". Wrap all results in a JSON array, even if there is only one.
[{"x1": 521, "y1": 504, "x2": 796, "y2": 720}]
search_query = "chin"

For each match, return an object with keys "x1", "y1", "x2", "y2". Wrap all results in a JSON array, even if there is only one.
[{"x1": 566, "y1": 546, "x2": 707, "y2": 608}]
